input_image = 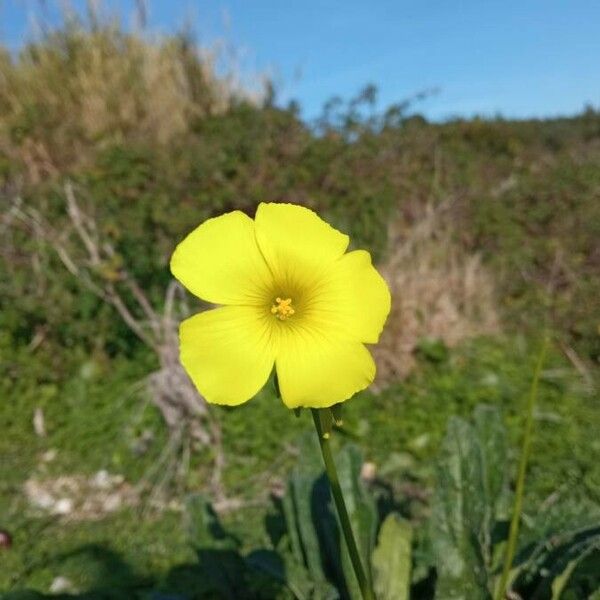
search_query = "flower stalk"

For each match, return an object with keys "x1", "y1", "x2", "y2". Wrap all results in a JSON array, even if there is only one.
[
  {"x1": 311, "y1": 408, "x2": 375, "y2": 600},
  {"x1": 495, "y1": 336, "x2": 549, "y2": 600}
]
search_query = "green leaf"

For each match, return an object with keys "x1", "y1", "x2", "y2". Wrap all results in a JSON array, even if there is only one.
[
  {"x1": 430, "y1": 416, "x2": 492, "y2": 600},
  {"x1": 274, "y1": 436, "x2": 379, "y2": 599},
  {"x1": 282, "y1": 479, "x2": 305, "y2": 567},
  {"x1": 278, "y1": 433, "x2": 342, "y2": 597},
  {"x1": 291, "y1": 434, "x2": 333, "y2": 584},
  {"x1": 520, "y1": 524, "x2": 600, "y2": 599},
  {"x1": 185, "y1": 495, "x2": 246, "y2": 600},
  {"x1": 473, "y1": 405, "x2": 509, "y2": 519},
  {"x1": 247, "y1": 548, "x2": 339, "y2": 600},
  {"x1": 335, "y1": 444, "x2": 378, "y2": 600},
  {"x1": 291, "y1": 467, "x2": 329, "y2": 582},
  {"x1": 372, "y1": 514, "x2": 413, "y2": 600},
  {"x1": 550, "y1": 556, "x2": 582, "y2": 600},
  {"x1": 473, "y1": 405, "x2": 510, "y2": 570},
  {"x1": 186, "y1": 494, "x2": 239, "y2": 552}
]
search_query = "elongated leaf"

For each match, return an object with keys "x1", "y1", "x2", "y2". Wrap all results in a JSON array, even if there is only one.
[
  {"x1": 550, "y1": 554, "x2": 587, "y2": 600},
  {"x1": 246, "y1": 548, "x2": 339, "y2": 600},
  {"x1": 272, "y1": 437, "x2": 378, "y2": 599},
  {"x1": 282, "y1": 478, "x2": 305, "y2": 567},
  {"x1": 335, "y1": 444, "x2": 378, "y2": 600},
  {"x1": 185, "y1": 495, "x2": 246, "y2": 600},
  {"x1": 519, "y1": 525, "x2": 600, "y2": 599},
  {"x1": 372, "y1": 514, "x2": 413, "y2": 600},
  {"x1": 293, "y1": 434, "x2": 334, "y2": 585},
  {"x1": 431, "y1": 416, "x2": 492, "y2": 600},
  {"x1": 508, "y1": 501, "x2": 600, "y2": 596},
  {"x1": 277, "y1": 433, "x2": 343, "y2": 597},
  {"x1": 186, "y1": 494, "x2": 239, "y2": 552},
  {"x1": 280, "y1": 544, "x2": 340, "y2": 600},
  {"x1": 473, "y1": 405, "x2": 509, "y2": 520},
  {"x1": 473, "y1": 405, "x2": 510, "y2": 572}
]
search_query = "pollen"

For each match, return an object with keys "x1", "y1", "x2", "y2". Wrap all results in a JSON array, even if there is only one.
[{"x1": 271, "y1": 297, "x2": 295, "y2": 320}]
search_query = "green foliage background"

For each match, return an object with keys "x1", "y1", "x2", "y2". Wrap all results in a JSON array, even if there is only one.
[{"x1": 0, "y1": 17, "x2": 598, "y2": 599}]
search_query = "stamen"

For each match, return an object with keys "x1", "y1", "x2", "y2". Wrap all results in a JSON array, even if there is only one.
[{"x1": 271, "y1": 297, "x2": 295, "y2": 320}]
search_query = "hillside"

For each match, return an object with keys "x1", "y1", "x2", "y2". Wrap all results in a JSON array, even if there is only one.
[{"x1": 0, "y1": 18, "x2": 599, "y2": 599}]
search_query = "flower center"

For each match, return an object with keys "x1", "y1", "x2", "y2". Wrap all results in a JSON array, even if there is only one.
[{"x1": 271, "y1": 297, "x2": 295, "y2": 320}]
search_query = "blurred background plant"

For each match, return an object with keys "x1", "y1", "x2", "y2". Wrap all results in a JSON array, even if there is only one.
[
  {"x1": 0, "y1": 0, "x2": 263, "y2": 178},
  {"x1": 0, "y1": 2, "x2": 598, "y2": 598}
]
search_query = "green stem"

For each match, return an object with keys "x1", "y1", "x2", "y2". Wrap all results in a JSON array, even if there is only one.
[
  {"x1": 311, "y1": 409, "x2": 375, "y2": 600},
  {"x1": 495, "y1": 336, "x2": 549, "y2": 600}
]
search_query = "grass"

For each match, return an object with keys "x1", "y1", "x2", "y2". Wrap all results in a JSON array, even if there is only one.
[{"x1": 1, "y1": 335, "x2": 597, "y2": 596}]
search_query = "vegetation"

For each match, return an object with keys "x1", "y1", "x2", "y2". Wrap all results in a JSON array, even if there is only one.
[{"x1": 0, "y1": 10, "x2": 598, "y2": 600}]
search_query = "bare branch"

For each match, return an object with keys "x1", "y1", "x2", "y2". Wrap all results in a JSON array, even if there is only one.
[
  {"x1": 163, "y1": 280, "x2": 178, "y2": 322},
  {"x1": 66, "y1": 184, "x2": 162, "y2": 340},
  {"x1": 105, "y1": 282, "x2": 157, "y2": 349},
  {"x1": 123, "y1": 276, "x2": 161, "y2": 336},
  {"x1": 64, "y1": 181, "x2": 101, "y2": 265},
  {"x1": 13, "y1": 202, "x2": 110, "y2": 301},
  {"x1": 5, "y1": 187, "x2": 223, "y2": 501},
  {"x1": 0, "y1": 197, "x2": 24, "y2": 235}
]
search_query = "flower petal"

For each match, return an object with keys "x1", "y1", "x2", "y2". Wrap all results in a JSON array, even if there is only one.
[
  {"x1": 254, "y1": 203, "x2": 349, "y2": 283},
  {"x1": 275, "y1": 329, "x2": 376, "y2": 409},
  {"x1": 171, "y1": 210, "x2": 273, "y2": 305},
  {"x1": 179, "y1": 306, "x2": 276, "y2": 406},
  {"x1": 309, "y1": 250, "x2": 391, "y2": 344}
]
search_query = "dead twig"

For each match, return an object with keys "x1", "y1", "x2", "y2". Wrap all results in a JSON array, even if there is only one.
[
  {"x1": 6, "y1": 183, "x2": 226, "y2": 503},
  {"x1": 559, "y1": 341, "x2": 594, "y2": 388}
]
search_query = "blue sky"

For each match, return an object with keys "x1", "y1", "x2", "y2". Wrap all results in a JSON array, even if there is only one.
[{"x1": 1, "y1": 0, "x2": 599, "y2": 121}]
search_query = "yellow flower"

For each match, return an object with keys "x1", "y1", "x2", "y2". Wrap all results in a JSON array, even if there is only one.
[{"x1": 170, "y1": 203, "x2": 391, "y2": 409}]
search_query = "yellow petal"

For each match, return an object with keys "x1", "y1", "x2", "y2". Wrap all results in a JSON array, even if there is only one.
[
  {"x1": 254, "y1": 203, "x2": 349, "y2": 285},
  {"x1": 275, "y1": 328, "x2": 376, "y2": 409},
  {"x1": 179, "y1": 306, "x2": 276, "y2": 406},
  {"x1": 309, "y1": 250, "x2": 391, "y2": 344},
  {"x1": 170, "y1": 211, "x2": 273, "y2": 305}
]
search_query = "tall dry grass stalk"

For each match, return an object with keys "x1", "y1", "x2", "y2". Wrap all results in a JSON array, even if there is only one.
[
  {"x1": 0, "y1": 4, "x2": 264, "y2": 180},
  {"x1": 374, "y1": 203, "x2": 500, "y2": 385}
]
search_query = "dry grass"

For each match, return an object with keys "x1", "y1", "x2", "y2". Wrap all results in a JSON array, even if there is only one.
[
  {"x1": 0, "y1": 6, "x2": 264, "y2": 180},
  {"x1": 374, "y1": 203, "x2": 500, "y2": 385}
]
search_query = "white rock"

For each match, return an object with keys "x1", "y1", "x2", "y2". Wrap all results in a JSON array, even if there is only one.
[
  {"x1": 361, "y1": 461, "x2": 377, "y2": 482},
  {"x1": 103, "y1": 493, "x2": 122, "y2": 512},
  {"x1": 24, "y1": 481, "x2": 55, "y2": 510},
  {"x1": 92, "y1": 470, "x2": 112, "y2": 489},
  {"x1": 41, "y1": 449, "x2": 58, "y2": 462},
  {"x1": 50, "y1": 576, "x2": 75, "y2": 593},
  {"x1": 33, "y1": 407, "x2": 46, "y2": 437},
  {"x1": 53, "y1": 498, "x2": 74, "y2": 515}
]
